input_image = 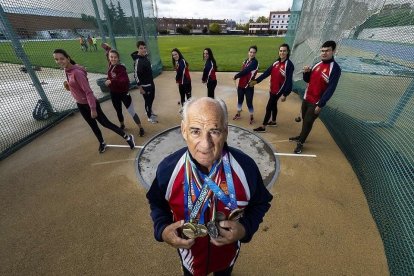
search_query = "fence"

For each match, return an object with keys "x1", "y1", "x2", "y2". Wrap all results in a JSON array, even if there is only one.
[
  {"x1": 287, "y1": 0, "x2": 414, "y2": 274},
  {"x1": 0, "y1": 0, "x2": 162, "y2": 160}
]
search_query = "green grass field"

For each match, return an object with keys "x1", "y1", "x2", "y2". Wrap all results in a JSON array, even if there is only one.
[{"x1": 0, "y1": 35, "x2": 284, "y2": 73}]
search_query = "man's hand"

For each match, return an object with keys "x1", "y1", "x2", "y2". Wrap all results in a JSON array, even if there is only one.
[
  {"x1": 281, "y1": 95, "x2": 286, "y2": 102},
  {"x1": 162, "y1": 220, "x2": 195, "y2": 249},
  {"x1": 104, "y1": 80, "x2": 111, "y2": 87},
  {"x1": 139, "y1": 86, "x2": 145, "y2": 95},
  {"x1": 91, "y1": 110, "x2": 98, "y2": 119},
  {"x1": 63, "y1": 81, "x2": 70, "y2": 91},
  {"x1": 314, "y1": 106, "x2": 321, "y2": 115},
  {"x1": 249, "y1": 80, "x2": 257, "y2": 87},
  {"x1": 303, "y1": 65, "x2": 311, "y2": 73},
  {"x1": 210, "y1": 220, "x2": 246, "y2": 247}
]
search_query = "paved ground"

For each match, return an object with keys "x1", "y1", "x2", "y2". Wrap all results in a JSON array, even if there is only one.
[{"x1": 0, "y1": 71, "x2": 388, "y2": 275}]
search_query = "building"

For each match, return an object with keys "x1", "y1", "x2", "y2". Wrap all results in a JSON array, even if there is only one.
[
  {"x1": 157, "y1": 17, "x2": 228, "y2": 34},
  {"x1": 248, "y1": 22, "x2": 269, "y2": 34},
  {"x1": 269, "y1": 10, "x2": 291, "y2": 35}
]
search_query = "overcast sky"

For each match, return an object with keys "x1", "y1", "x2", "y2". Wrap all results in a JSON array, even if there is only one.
[{"x1": 155, "y1": 0, "x2": 293, "y2": 23}]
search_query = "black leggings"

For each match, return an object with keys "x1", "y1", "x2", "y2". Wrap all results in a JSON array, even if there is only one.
[
  {"x1": 142, "y1": 84, "x2": 155, "y2": 118},
  {"x1": 179, "y1": 82, "x2": 192, "y2": 106},
  {"x1": 110, "y1": 91, "x2": 141, "y2": 125},
  {"x1": 299, "y1": 100, "x2": 319, "y2": 143},
  {"x1": 207, "y1": 80, "x2": 217, "y2": 98},
  {"x1": 262, "y1": 92, "x2": 283, "y2": 125},
  {"x1": 77, "y1": 101, "x2": 126, "y2": 143},
  {"x1": 237, "y1": 87, "x2": 254, "y2": 113}
]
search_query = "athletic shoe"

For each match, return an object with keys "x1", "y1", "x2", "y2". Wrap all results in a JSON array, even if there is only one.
[
  {"x1": 294, "y1": 142, "x2": 303, "y2": 154},
  {"x1": 267, "y1": 121, "x2": 277, "y2": 127},
  {"x1": 148, "y1": 115, "x2": 158, "y2": 123},
  {"x1": 253, "y1": 126, "x2": 266, "y2": 133},
  {"x1": 151, "y1": 113, "x2": 158, "y2": 117},
  {"x1": 289, "y1": 136, "x2": 300, "y2": 142},
  {"x1": 139, "y1": 127, "x2": 145, "y2": 137},
  {"x1": 126, "y1": 134, "x2": 135, "y2": 149},
  {"x1": 249, "y1": 116, "x2": 254, "y2": 125},
  {"x1": 98, "y1": 142, "x2": 107, "y2": 154},
  {"x1": 233, "y1": 114, "x2": 241, "y2": 120},
  {"x1": 120, "y1": 123, "x2": 125, "y2": 130}
]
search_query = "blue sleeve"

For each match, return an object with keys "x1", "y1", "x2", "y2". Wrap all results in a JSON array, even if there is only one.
[
  {"x1": 255, "y1": 64, "x2": 272, "y2": 83},
  {"x1": 234, "y1": 59, "x2": 258, "y2": 79},
  {"x1": 202, "y1": 60, "x2": 211, "y2": 82},
  {"x1": 318, "y1": 63, "x2": 341, "y2": 107},
  {"x1": 175, "y1": 59, "x2": 185, "y2": 83},
  {"x1": 146, "y1": 167, "x2": 174, "y2": 242},
  {"x1": 281, "y1": 60, "x2": 294, "y2": 96}
]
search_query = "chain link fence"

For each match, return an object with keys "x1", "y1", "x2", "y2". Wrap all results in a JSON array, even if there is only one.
[
  {"x1": 0, "y1": 0, "x2": 161, "y2": 160},
  {"x1": 287, "y1": 0, "x2": 414, "y2": 274}
]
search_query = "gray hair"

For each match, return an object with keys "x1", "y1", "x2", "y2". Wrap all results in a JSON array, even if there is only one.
[{"x1": 182, "y1": 97, "x2": 228, "y2": 125}]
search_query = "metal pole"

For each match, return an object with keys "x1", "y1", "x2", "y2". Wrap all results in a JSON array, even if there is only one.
[
  {"x1": 129, "y1": 0, "x2": 139, "y2": 41},
  {"x1": 135, "y1": 0, "x2": 148, "y2": 43},
  {"x1": 91, "y1": 0, "x2": 107, "y2": 43},
  {"x1": 0, "y1": 4, "x2": 53, "y2": 113},
  {"x1": 101, "y1": 0, "x2": 117, "y2": 50},
  {"x1": 387, "y1": 78, "x2": 414, "y2": 126}
]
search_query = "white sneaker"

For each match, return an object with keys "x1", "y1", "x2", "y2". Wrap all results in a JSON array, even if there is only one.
[{"x1": 148, "y1": 115, "x2": 158, "y2": 123}]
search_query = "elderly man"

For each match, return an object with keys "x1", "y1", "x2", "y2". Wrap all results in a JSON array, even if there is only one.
[{"x1": 146, "y1": 97, "x2": 273, "y2": 276}]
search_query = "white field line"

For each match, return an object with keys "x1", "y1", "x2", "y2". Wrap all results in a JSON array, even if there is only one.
[{"x1": 274, "y1": 152, "x2": 317, "y2": 157}]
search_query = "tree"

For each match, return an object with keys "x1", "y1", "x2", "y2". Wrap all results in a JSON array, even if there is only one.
[
  {"x1": 256, "y1": 16, "x2": 269, "y2": 23},
  {"x1": 209, "y1": 23, "x2": 221, "y2": 34},
  {"x1": 202, "y1": 26, "x2": 208, "y2": 34},
  {"x1": 115, "y1": 1, "x2": 131, "y2": 34}
]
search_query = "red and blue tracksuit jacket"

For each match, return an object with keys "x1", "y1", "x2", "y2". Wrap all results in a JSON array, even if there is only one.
[
  {"x1": 146, "y1": 145, "x2": 272, "y2": 275},
  {"x1": 175, "y1": 59, "x2": 191, "y2": 85},
  {"x1": 255, "y1": 58, "x2": 294, "y2": 96},
  {"x1": 303, "y1": 58, "x2": 341, "y2": 107},
  {"x1": 234, "y1": 58, "x2": 258, "y2": 89},
  {"x1": 202, "y1": 59, "x2": 217, "y2": 82}
]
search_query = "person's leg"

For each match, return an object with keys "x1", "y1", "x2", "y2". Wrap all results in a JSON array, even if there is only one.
[
  {"x1": 147, "y1": 85, "x2": 156, "y2": 117},
  {"x1": 110, "y1": 92, "x2": 124, "y2": 128},
  {"x1": 271, "y1": 93, "x2": 283, "y2": 123},
  {"x1": 263, "y1": 93, "x2": 278, "y2": 126},
  {"x1": 178, "y1": 84, "x2": 186, "y2": 106},
  {"x1": 245, "y1": 87, "x2": 254, "y2": 124},
  {"x1": 207, "y1": 80, "x2": 217, "y2": 98},
  {"x1": 185, "y1": 82, "x2": 192, "y2": 101},
  {"x1": 298, "y1": 101, "x2": 319, "y2": 144},
  {"x1": 121, "y1": 93, "x2": 143, "y2": 128},
  {"x1": 77, "y1": 103, "x2": 104, "y2": 143},
  {"x1": 233, "y1": 87, "x2": 244, "y2": 120}
]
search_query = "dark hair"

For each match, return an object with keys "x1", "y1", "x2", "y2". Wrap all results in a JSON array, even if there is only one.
[
  {"x1": 322, "y1": 40, "x2": 337, "y2": 51},
  {"x1": 171, "y1": 48, "x2": 188, "y2": 67},
  {"x1": 279, "y1": 43, "x2": 290, "y2": 59},
  {"x1": 53, "y1": 49, "x2": 76, "y2": 65},
  {"x1": 108, "y1": 49, "x2": 120, "y2": 58},
  {"x1": 136, "y1": 40, "x2": 146, "y2": 47},
  {"x1": 249, "y1": 45, "x2": 258, "y2": 52},
  {"x1": 203, "y1": 48, "x2": 217, "y2": 71}
]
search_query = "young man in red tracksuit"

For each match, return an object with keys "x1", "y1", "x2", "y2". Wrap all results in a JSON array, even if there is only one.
[
  {"x1": 290, "y1": 40, "x2": 341, "y2": 154},
  {"x1": 251, "y1": 43, "x2": 294, "y2": 133}
]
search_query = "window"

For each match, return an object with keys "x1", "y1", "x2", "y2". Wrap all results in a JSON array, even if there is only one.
[
  {"x1": 278, "y1": 15, "x2": 280, "y2": 18},
  {"x1": 276, "y1": 26, "x2": 278, "y2": 28},
  {"x1": 277, "y1": 21, "x2": 279, "y2": 23},
  {"x1": 283, "y1": 15, "x2": 285, "y2": 18}
]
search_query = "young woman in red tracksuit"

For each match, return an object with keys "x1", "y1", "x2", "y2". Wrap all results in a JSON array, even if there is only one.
[
  {"x1": 53, "y1": 49, "x2": 135, "y2": 154},
  {"x1": 202, "y1": 48, "x2": 217, "y2": 98},
  {"x1": 104, "y1": 50, "x2": 144, "y2": 137},
  {"x1": 172, "y1": 48, "x2": 192, "y2": 106},
  {"x1": 252, "y1": 43, "x2": 294, "y2": 133},
  {"x1": 233, "y1": 45, "x2": 259, "y2": 125}
]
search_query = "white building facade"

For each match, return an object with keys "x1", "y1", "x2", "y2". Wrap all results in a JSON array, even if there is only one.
[{"x1": 269, "y1": 10, "x2": 291, "y2": 35}]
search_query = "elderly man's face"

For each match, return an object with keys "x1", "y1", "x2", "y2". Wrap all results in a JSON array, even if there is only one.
[{"x1": 181, "y1": 100, "x2": 228, "y2": 172}]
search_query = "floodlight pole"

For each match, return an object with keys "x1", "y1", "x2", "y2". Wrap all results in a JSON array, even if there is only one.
[
  {"x1": 101, "y1": 0, "x2": 117, "y2": 50},
  {"x1": 135, "y1": 0, "x2": 148, "y2": 43},
  {"x1": 91, "y1": 0, "x2": 107, "y2": 43},
  {"x1": 129, "y1": 0, "x2": 139, "y2": 41},
  {"x1": 0, "y1": 4, "x2": 53, "y2": 113}
]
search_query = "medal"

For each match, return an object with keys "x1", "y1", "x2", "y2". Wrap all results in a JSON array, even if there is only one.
[
  {"x1": 228, "y1": 208, "x2": 244, "y2": 221},
  {"x1": 196, "y1": 224, "x2": 208, "y2": 237},
  {"x1": 182, "y1": 222, "x2": 197, "y2": 239},
  {"x1": 207, "y1": 221, "x2": 219, "y2": 239}
]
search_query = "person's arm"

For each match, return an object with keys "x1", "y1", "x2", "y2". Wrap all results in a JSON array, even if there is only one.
[
  {"x1": 317, "y1": 63, "x2": 341, "y2": 108},
  {"x1": 281, "y1": 60, "x2": 295, "y2": 97},
  {"x1": 202, "y1": 60, "x2": 212, "y2": 83},
  {"x1": 234, "y1": 59, "x2": 258, "y2": 80},
  {"x1": 176, "y1": 59, "x2": 186, "y2": 84},
  {"x1": 74, "y1": 70, "x2": 96, "y2": 113},
  {"x1": 255, "y1": 63, "x2": 273, "y2": 83}
]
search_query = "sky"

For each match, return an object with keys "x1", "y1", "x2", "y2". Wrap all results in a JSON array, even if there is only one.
[{"x1": 155, "y1": 0, "x2": 294, "y2": 23}]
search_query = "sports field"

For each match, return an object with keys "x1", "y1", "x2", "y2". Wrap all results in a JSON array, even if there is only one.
[{"x1": 0, "y1": 35, "x2": 284, "y2": 73}]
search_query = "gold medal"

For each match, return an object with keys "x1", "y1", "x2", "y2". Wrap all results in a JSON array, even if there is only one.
[
  {"x1": 196, "y1": 224, "x2": 208, "y2": 237},
  {"x1": 228, "y1": 208, "x2": 244, "y2": 221},
  {"x1": 182, "y1": 222, "x2": 197, "y2": 239}
]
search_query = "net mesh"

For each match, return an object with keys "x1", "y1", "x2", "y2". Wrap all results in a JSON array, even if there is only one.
[
  {"x1": 0, "y1": 0, "x2": 161, "y2": 159},
  {"x1": 287, "y1": 0, "x2": 414, "y2": 274}
]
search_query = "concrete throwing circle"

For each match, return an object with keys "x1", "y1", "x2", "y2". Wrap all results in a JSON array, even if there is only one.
[{"x1": 135, "y1": 125, "x2": 279, "y2": 190}]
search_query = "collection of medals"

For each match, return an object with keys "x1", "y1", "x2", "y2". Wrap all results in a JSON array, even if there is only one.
[
  {"x1": 182, "y1": 152, "x2": 244, "y2": 239},
  {"x1": 181, "y1": 208, "x2": 244, "y2": 239}
]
